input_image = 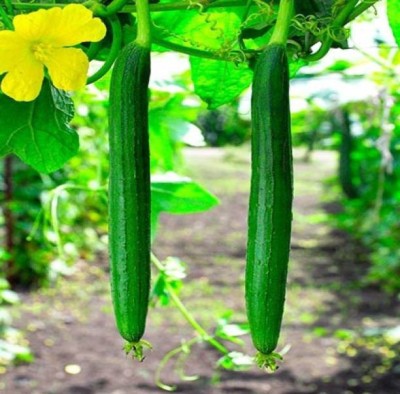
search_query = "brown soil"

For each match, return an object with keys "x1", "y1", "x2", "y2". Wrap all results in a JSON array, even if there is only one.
[{"x1": 1, "y1": 147, "x2": 399, "y2": 394}]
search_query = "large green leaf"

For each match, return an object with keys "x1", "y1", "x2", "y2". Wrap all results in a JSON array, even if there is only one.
[
  {"x1": 190, "y1": 57, "x2": 253, "y2": 109},
  {"x1": 151, "y1": 173, "x2": 219, "y2": 215},
  {"x1": 387, "y1": 0, "x2": 400, "y2": 47},
  {"x1": 0, "y1": 80, "x2": 78, "y2": 173},
  {"x1": 153, "y1": 8, "x2": 252, "y2": 108},
  {"x1": 150, "y1": 173, "x2": 219, "y2": 239},
  {"x1": 153, "y1": 8, "x2": 243, "y2": 52}
]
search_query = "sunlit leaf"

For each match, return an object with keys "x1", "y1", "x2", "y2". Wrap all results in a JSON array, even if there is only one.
[
  {"x1": 190, "y1": 57, "x2": 253, "y2": 109},
  {"x1": 151, "y1": 173, "x2": 219, "y2": 215}
]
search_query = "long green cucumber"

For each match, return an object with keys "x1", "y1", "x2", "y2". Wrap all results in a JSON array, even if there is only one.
[
  {"x1": 108, "y1": 42, "x2": 151, "y2": 350},
  {"x1": 246, "y1": 43, "x2": 293, "y2": 367}
]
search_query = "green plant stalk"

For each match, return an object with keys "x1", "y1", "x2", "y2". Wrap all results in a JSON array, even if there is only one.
[
  {"x1": 87, "y1": 15, "x2": 122, "y2": 84},
  {"x1": 155, "y1": 337, "x2": 199, "y2": 391},
  {"x1": 0, "y1": 5, "x2": 13, "y2": 29},
  {"x1": 269, "y1": 0, "x2": 294, "y2": 45},
  {"x1": 4, "y1": 0, "x2": 13, "y2": 15},
  {"x1": 136, "y1": 0, "x2": 151, "y2": 47},
  {"x1": 10, "y1": 0, "x2": 246, "y2": 13},
  {"x1": 85, "y1": 40, "x2": 102, "y2": 60},
  {"x1": 153, "y1": 35, "x2": 253, "y2": 61},
  {"x1": 151, "y1": 253, "x2": 229, "y2": 356},
  {"x1": 348, "y1": 0, "x2": 381, "y2": 21},
  {"x1": 306, "y1": 0, "x2": 360, "y2": 62}
]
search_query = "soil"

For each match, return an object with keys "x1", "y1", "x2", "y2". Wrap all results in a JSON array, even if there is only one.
[{"x1": 1, "y1": 147, "x2": 399, "y2": 394}]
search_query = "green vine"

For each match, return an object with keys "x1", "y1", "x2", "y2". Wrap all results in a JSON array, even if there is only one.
[
  {"x1": 155, "y1": 337, "x2": 200, "y2": 391},
  {"x1": 86, "y1": 15, "x2": 123, "y2": 84},
  {"x1": 268, "y1": 0, "x2": 294, "y2": 46},
  {"x1": 9, "y1": 0, "x2": 247, "y2": 13},
  {"x1": 85, "y1": 40, "x2": 103, "y2": 61},
  {"x1": 305, "y1": 0, "x2": 369, "y2": 61},
  {"x1": 151, "y1": 253, "x2": 230, "y2": 356},
  {"x1": 136, "y1": 0, "x2": 152, "y2": 47},
  {"x1": 0, "y1": 4, "x2": 13, "y2": 29},
  {"x1": 348, "y1": 0, "x2": 380, "y2": 21}
]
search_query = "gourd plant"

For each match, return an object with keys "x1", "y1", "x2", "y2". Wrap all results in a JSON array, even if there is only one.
[{"x1": 0, "y1": 0, "x2": 395, "y2": 386}]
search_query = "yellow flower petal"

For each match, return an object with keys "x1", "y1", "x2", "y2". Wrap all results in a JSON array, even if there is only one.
[
  {"x1": 44, "y1": 47, "x2": 89, "y2": 91},
  {"x1": 0, "y1": 31, "x2": 30, "y2": 74},
  {"x1": 13, "y1": 4, "x2": 106, "y2": 47},
  {"x1": 13, "y1": 8, "x2": 62, "y2": 42},
  {"x1": 1, "y1": 58, "x2": 44, "y2": 102}
]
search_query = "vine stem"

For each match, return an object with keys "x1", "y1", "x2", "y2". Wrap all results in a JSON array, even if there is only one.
[
  {"x1": 153, "y1": 35, "x2": 254, "y2": 61},
  {"x1": 305, "y1": 0, "x2": 367, "y2": 62},
  {"x1": 268, "y1": 0, "x2": 294, "y2": 46},
  {"x1": 348, "y1": 0, "x2": 381, "y2": 21},
  {"x1": 151, "y1": 253, "x2": 229, "y2": 356},
  {"x1": 135, "y1": 0, "x2": 151, "y2": 47},
  {"x1": 10, "y1": 0, "x2": 246, "y2": 13},
  {"x1": 87, "y1": 15, "x2": 122, "y2": 84},
  {"x1": 0, "y1": 5, "x2": 13, "y2": 29},
  {"x1": 155, "y1": 337, "x2": 199, "y2": 391},
  {"x1": 4, "y1": 0, "x2": 13, "y2": 14}
]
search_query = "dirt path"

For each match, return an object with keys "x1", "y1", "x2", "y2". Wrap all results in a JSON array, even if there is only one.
[{"x1": 2, "y1": 147, "x2": 399, "y2": 394}]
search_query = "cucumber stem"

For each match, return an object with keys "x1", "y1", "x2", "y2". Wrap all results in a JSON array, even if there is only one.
[
  {"x1": 124, "y1": 339, "x2": 153, "y2": 362},
  {"x1": 136, "y1": 0, "x2": 151, "y2": 48},
  {"x1": 255, "y1": 351, "x2": 283, "y2": 372},
  {"x1": 268, "y1": 0, "x2": 294, "y2": 46}
]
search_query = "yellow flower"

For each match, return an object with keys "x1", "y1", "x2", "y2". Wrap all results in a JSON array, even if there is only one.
[{"x1": 0, "y1": 4, "x2": 106, "y2": 102}]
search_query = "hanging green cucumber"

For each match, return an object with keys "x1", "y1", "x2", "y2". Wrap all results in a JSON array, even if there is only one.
[
  {"x1": 108, "y1": 0, "x2": 152, "y2": 361},
  {"x1": 245, "y1": 0, "x2": 294, "y2": 371}
]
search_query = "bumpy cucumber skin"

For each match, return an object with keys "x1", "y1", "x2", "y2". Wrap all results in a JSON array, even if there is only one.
[
  {"x1": 246, "y1": 44, "x2": 293, "y2": 355},
  {"x1": 108, "y1": 43, "x2": 151, "y2": 343}
]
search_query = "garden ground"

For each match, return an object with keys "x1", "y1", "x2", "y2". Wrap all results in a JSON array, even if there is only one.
[{"x1": 1, "y1": 147, "x2": 399, "y2": 393}]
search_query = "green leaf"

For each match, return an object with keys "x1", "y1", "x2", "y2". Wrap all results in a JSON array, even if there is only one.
[
  {"x1": 153, "y1": 8, "x2": 250, "y2": 108},
  {"x1": 151, "y1": 173, "x2": 219, "y2": 215},
  {"x1": 387, "y1": 0, "x2": 400, "y2": 47},
  {"x1": 190, "y1": 57, "x2": 253, "y2": 109},
  {"x1": 150, "y1": 173, "x2": 219, "y2": 238},
  {"x1": 153, "y1": 8, "x2": 243, "y2": 52},
  {"x1": 150, "y1": 257, "x2": 186, "y2": 306},
  {"x1": 0, "y1": 81, "x2": 78, "y2": 173}
]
